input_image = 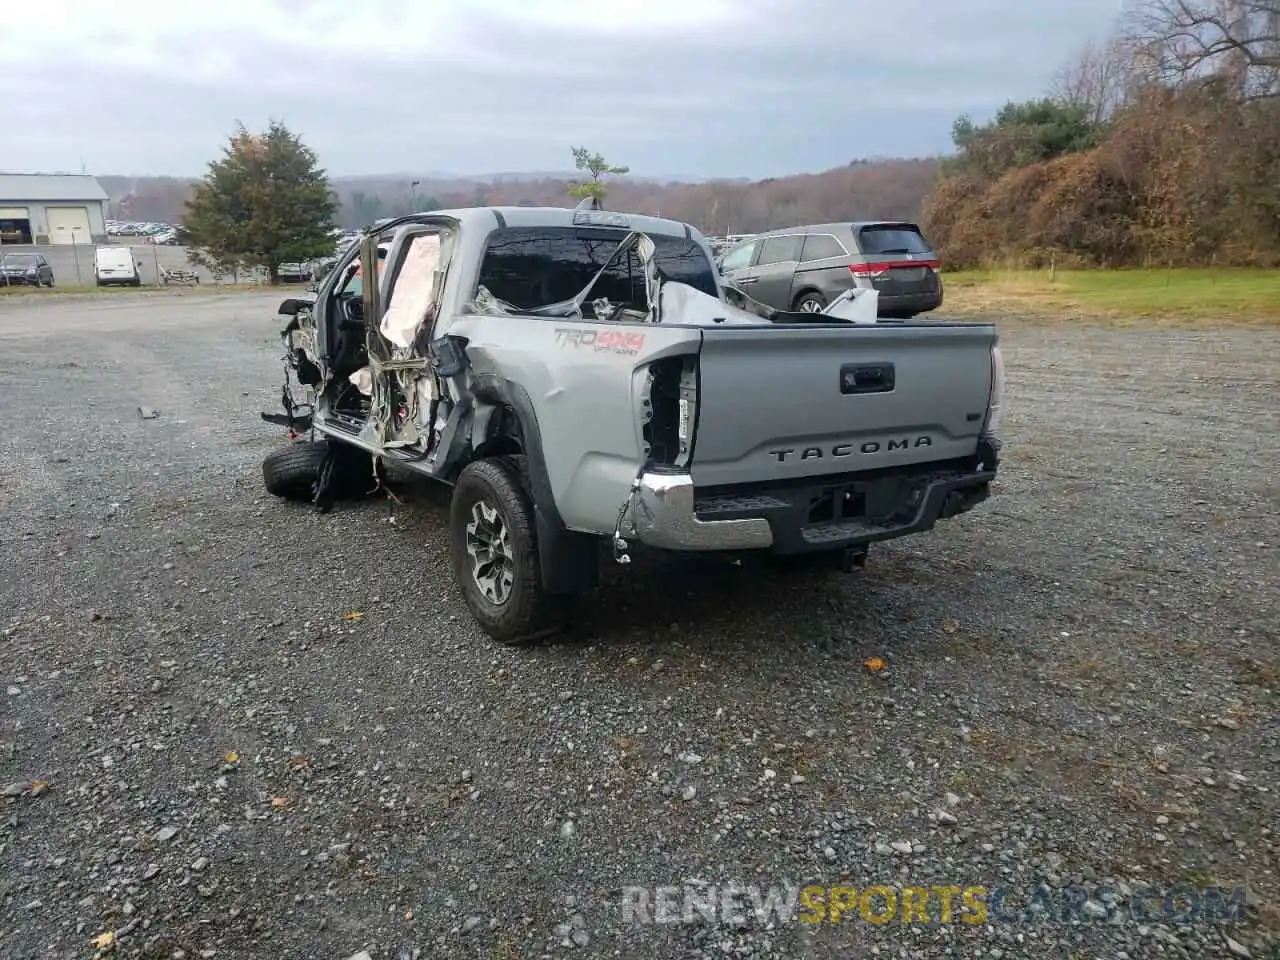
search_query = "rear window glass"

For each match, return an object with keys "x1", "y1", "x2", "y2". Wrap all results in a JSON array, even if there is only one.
[
  {"x1": 856, "y1": 225, "x2": 932, "y2": 255},
  {"x1": 756, "y1": 235, "x2": 801, "y2": 265},
  {"x1": 476, "y1": 227, "x2": 719, "y2": 311},
  {"x1": 800, "y1": 234, "x2": 845, "y2": 262}
]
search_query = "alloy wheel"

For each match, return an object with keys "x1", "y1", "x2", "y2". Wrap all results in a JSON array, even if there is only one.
[{"x1": 465, "y1": 499, "x2": 515, "y2": 605}]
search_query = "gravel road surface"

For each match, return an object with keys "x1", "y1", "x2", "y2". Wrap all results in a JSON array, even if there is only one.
[{"x1": 1, "y1": 292, "x2": 1277, "y2": 960}]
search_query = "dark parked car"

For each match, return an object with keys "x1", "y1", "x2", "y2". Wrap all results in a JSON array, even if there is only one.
[
  {"x1": 716, "y1": 221, "x2": 942, "y2": 319},
  {"x1": 0, "y1": 252, "x2": 54, "y2": 287}
]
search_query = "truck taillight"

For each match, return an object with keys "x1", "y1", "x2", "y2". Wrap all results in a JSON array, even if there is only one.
[
  {"x1": 983, "y1": 346, "x2": 1004, "y2": 437},
  {"x1": 641, "y1": 355, "x2": 698, "y2": 467}
]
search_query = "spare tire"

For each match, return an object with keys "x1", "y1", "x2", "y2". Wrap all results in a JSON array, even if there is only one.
[{"x1": 262, "y1": 441, "x2": 330, "y2": 500}]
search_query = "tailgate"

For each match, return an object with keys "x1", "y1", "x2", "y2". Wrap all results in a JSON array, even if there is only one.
[{"x1": 690, "y1": 323, "x2": 995, "y2": 487}]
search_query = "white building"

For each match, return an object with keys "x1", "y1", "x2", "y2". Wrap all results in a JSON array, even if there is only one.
[{"x1": 0, "y1": 174, "x2": 110, "y2": 245}]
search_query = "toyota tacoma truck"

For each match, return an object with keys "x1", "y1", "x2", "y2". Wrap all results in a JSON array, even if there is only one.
[{"x1": 259, "y1": 202, "x2": 1004, "y2": 645}]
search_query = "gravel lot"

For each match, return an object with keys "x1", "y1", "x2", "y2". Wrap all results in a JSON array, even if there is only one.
[{"x1": 1, "y1": 291, "x2": 1277, "y2": 960}]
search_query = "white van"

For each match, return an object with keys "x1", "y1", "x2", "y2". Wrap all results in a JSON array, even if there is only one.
[{"x1": 94, "y1": 246, "x2": 142, "y2": 287}]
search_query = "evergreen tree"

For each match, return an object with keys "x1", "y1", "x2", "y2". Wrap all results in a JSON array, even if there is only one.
[{"x1": 184, "y1": 120, "x2": 338, "y2": 284}]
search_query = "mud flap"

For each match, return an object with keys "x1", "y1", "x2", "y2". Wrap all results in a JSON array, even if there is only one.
[{"x1": 536, "y1": 511, "x2": 600, "y2": 594}]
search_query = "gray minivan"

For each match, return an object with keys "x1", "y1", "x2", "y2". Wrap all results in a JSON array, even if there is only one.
[{"x1": 716, "y1": 221, "x2": 943, "y2": 318}]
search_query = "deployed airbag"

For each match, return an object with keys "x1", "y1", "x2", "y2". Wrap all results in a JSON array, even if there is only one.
[{"x1": 380, "y1": 235, "x2": 442, "y2": 349}]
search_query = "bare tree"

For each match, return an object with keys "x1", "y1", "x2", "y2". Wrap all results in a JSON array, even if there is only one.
[
  {"x1": 1052, "y1": 33, "x2": 1141, "y2": 122},
  {"x1": 1121, "y1": 0, "x2": 1280, "y2": 100}
]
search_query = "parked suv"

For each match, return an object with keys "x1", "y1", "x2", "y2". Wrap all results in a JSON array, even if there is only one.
[
  {"x1": 717, "y1": 221, "x2": 942, "y2": 319},
  {"x1": 0, "y1": 252, "x2": 54, "y2": 287}
]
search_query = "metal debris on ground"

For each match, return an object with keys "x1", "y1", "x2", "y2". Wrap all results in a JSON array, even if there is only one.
[{"x1": 160, "y1": 267, "x2": 199, "y2": 286}]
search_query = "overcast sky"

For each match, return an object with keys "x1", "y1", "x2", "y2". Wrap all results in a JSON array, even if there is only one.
[{"x1": 2, "y1": 0, "x2": 1124, "y2": 180}]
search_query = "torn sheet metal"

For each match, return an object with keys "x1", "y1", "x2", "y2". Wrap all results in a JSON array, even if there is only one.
[
  {"x1": 637, "y1": 233, "x2": 662, "y2": 317},
  {"x1": 469, "y1": 285, "x2": 519, "y2": 316},
  {"x1": 657, "y1": 281, "x2": 766, "y2": 325},
  {"x1": 380, "y1": 234, "x2": 441, "y2": 349},
  {"x1": 822, "y1": 288, "x2": 880, "y2": 323}
]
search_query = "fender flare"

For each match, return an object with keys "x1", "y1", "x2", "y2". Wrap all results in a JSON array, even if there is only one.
[
  {"x1": 469, "y1": 374, "x2": 599, "y2": 594},
  {"x1": 469, "y1": 374, "x2": 564, "y2": 530}
]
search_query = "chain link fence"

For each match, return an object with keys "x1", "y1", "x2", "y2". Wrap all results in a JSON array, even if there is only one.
[{"x1": 0, "y1": 240, "x2": 282, "y2": 288}]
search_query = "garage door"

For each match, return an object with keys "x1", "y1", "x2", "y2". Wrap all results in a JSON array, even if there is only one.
[
  {"x1": 46, "y1": 206, "x2": 92, "y2": 245},
  {"x1": 0, "y1": 206, "x2": 31, "y2": 244}
]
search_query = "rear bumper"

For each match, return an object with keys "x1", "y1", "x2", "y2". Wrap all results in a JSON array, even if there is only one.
[
  {"x1": 628, "y1": 439, "x2": 999, "y2": 554},
  {"x1": 876, "y1": 289, "x2": 942, "y2": 315},
  {"x1": 628, "y1": 470, "x2": 775, "y2": 551},
  {"x1": 851, "y1": 278, "x2": 943, "y2": 315}
]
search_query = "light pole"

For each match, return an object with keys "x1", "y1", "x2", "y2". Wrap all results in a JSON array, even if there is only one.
[{"x1": 410, "y1": 180, "x2": 420, "y2": 213}]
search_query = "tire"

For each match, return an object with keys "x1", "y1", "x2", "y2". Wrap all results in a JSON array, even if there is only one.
[
  {"x1": 262, "y1": 439, "x2": 372, "y2": 500},
  {"x1": 450, "y1": 456, "x2": 574, "y2": 646},
  {"x1": 793, "y1": 291, "x2": 827, "y2": 313},
  {"x1": 262, "y1": 441, "x2": 330, "y2": 500}
]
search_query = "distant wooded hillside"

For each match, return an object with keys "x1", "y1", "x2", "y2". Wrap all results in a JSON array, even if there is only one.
[{"x1": 96, "y1": 158, "x2": 942, "y2": 234}]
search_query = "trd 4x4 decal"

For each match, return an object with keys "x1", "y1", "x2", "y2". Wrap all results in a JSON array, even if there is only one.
[{"x1": 553, "y1": 328, "x2": 646, "y2": 357}]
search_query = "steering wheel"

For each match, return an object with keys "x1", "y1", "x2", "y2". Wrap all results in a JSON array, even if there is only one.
[{"x1": 340, "y1": 295, "x2": 365, "y2": 328}]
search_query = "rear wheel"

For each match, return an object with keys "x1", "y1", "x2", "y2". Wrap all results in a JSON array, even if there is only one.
[
  {"x1": 793, "y1": 291, "x2": 827, "y2": 313},
  {"x1": 450, "y1": 457, "x2": 574, "y2": 646}
]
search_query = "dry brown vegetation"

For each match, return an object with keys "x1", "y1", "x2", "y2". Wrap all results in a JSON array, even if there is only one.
[{"x1": 923, "y1": 0, "x2": 1280, "y2": 269}]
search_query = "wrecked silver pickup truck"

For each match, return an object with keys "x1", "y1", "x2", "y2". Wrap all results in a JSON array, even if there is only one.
[{"x1": 260, "y1": 202, "x2": 1004, "y2": 645}]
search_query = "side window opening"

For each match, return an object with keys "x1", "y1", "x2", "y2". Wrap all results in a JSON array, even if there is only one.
[
  {"x1": 800, "y1": 234, "x2": 845, "y2": 262},
  {"x1": 756, "y1": 235, "x2": 801, "y2": 266},
  {"x1": 335, "y1": 242, "x2": 390, "y2": 298},
  {"x1": 381, "y1": 230, "x2": 450, "y2": 348}
]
